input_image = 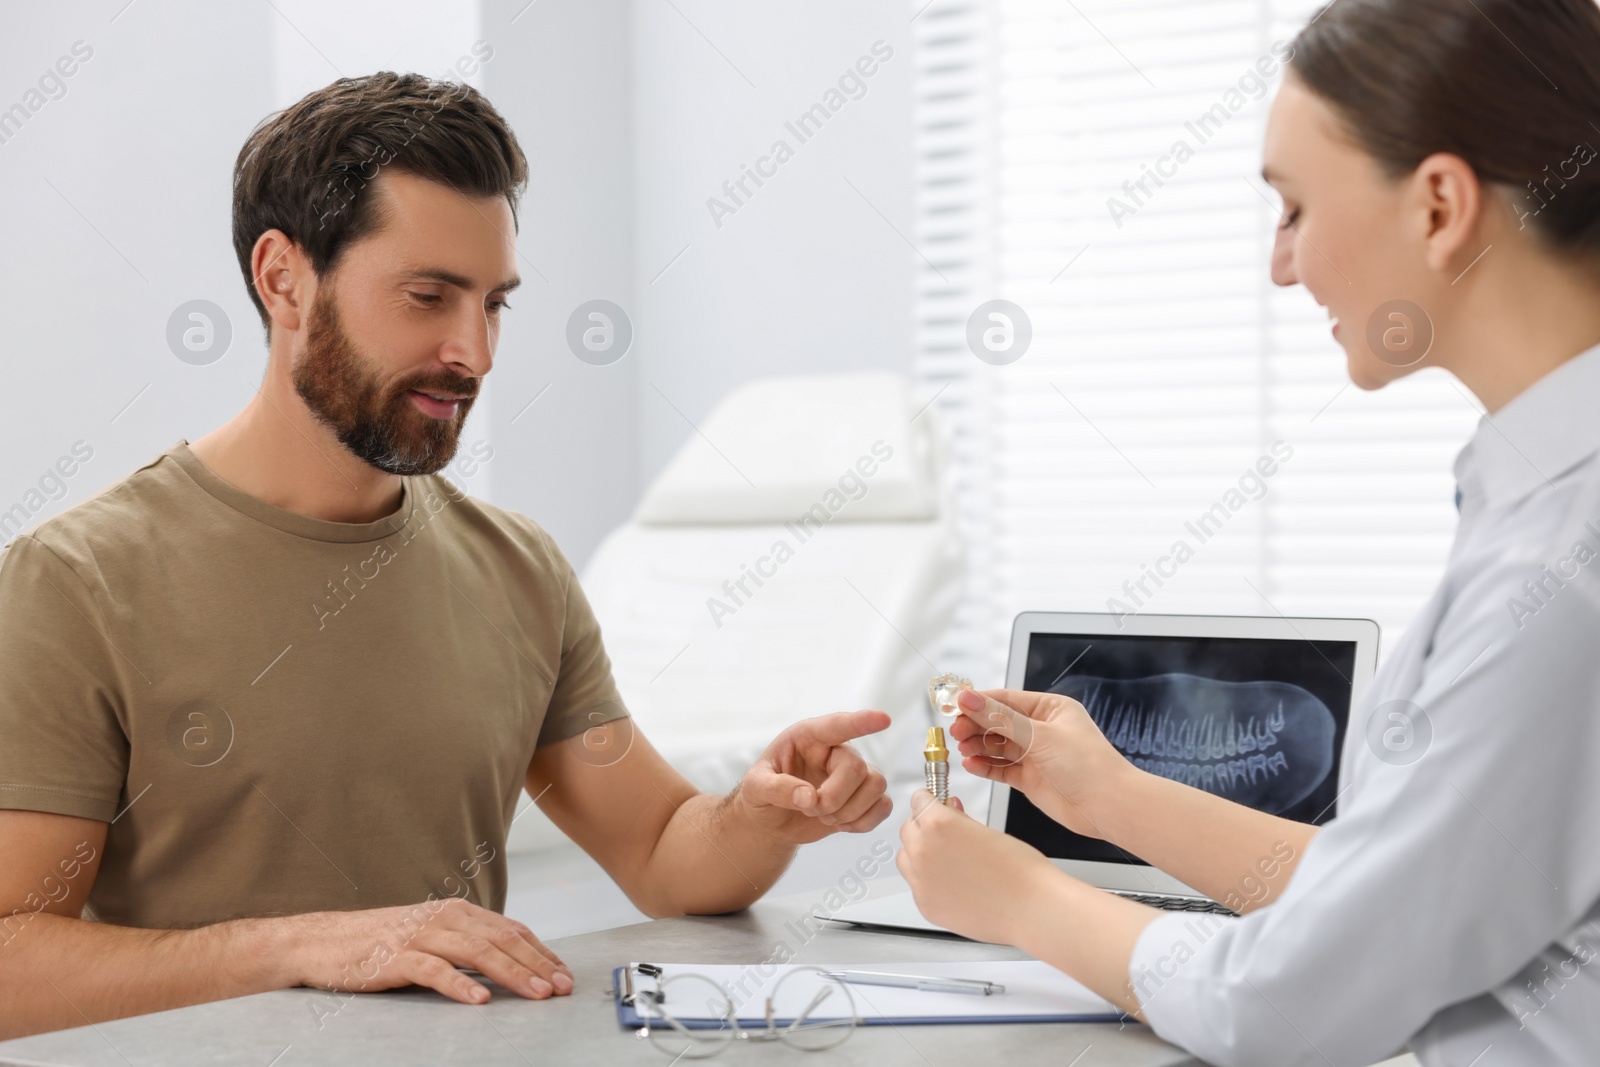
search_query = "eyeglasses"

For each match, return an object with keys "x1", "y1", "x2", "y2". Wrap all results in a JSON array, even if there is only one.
[{"x1": 623, "y1": 963, "x2": 861, "y2": 1058}]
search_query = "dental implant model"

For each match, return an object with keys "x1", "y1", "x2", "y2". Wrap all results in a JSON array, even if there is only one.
[
  {"x1": 928, "y1": 672, "x2": 973, "y2": 718},
  {"x1": 924, "y1": 673, "x2": 971, "y2": 804},
  {"x1": 924, "y1": 726, "x2": 950, "y2": 805}
]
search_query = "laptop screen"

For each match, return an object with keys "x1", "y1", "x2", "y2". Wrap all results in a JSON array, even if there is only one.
[{"x1": 1007, "y1": 631, "x2": 1357, "y2": 866}]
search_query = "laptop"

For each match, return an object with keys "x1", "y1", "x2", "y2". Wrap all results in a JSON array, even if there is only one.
[{"x1": 820, "y1": 610, "x2": 1379, "y2": 937}]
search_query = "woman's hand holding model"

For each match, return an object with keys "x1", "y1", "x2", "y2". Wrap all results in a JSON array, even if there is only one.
[
  {"x1": 946, "y1": 686, "x2": 1134, "y2": 840},
  {"x1": 896, "y1": 692, "x2": 1162, "y2": 1008},
  {"x1": 893, "y1": 789, "x2": 1065, "y2": 946},
  {"x1": 899, "y1": 681, "x2": 1326, "y2": 1018},
  {"x1": 900, "y1": 682, "x2": 1323, "y2": 943}
]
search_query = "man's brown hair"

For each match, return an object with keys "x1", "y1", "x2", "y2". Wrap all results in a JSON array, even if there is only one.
[{"x1": 231, "y1": 72, "x2": 529, "y2": 334}]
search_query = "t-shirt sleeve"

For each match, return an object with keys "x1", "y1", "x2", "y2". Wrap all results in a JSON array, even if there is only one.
[
  {"x1": 535, "y1": 537, "x2": 630, "y2": 749},
  {"x1": 0, "y1": 534, "x2": 129, "y2": 821}
]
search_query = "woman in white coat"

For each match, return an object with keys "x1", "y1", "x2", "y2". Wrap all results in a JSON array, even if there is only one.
[{"x1": 896, "y1": 1, "x2": 1600, "y2": 1064}]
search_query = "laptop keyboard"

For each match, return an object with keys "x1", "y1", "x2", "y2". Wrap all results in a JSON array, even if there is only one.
[{"x1": 1111, "y1": 891, "x2": 1235, "y2": 914}]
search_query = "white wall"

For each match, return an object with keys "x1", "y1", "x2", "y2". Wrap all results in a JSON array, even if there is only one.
[
  {"x1": 630, "y1": 0, "x2": 916, "y2": 488},
  {"x1": 0, "y1": 1, "x2": 273, "y2": 537},
  {"x1": 480, "y1": 0, "x2": 639, "y2": 570}
]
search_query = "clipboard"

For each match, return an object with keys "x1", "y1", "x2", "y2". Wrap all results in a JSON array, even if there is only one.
[{"x1": 611, "y1": 960, "x2": 1130, "y2": 1028}]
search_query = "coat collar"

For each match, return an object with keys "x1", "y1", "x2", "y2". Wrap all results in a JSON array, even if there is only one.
[{"x1": 1453, "y1": 342, "x2": 1600, "y2": 516}]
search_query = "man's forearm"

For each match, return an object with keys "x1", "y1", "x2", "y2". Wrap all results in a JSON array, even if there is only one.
[
  {"x1": 0, "y1": 912, "x2": 287, "y2": 1040},
  {"x1": 640, "y1": 792, "x2": 797, "y2": 916},
  {"x1": 1093, "y1": 768, "x2": 1317, "y2": 912}
]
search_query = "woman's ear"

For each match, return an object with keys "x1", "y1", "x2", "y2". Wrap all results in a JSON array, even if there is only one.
[{"x1": 1411, "y1": 151, "x2": 1486, "y2": 277}]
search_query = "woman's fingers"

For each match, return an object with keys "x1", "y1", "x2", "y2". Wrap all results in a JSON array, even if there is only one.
[
  {"x1": 956, "y1": 691, "x2": 1037, "y2": 756},
  {"x1": 979, "y1": 688, "x2": 1059, "y2": 716},
  {"x1": 960, "y1": 752, "x2": 1023, "y2": 786},
  {"x1": 958, "y1": 731, "x2": 1024, "y2": 766}
]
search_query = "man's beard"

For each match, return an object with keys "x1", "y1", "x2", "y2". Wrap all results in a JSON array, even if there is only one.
[{"x1": 292, "y1": 287, "x2": 477, "y2": 476}]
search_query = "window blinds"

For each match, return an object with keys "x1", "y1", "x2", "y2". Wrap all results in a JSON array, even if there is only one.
[{"x1": 911, "y1": 0, "x2": 1482, "y2": 684}]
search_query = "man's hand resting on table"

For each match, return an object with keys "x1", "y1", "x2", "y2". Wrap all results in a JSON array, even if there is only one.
[
  {"x1": 730, "y1": 709, "x2": 894, "y2": 843},
  {"x1": 0, "y1": 713, "x2": 896, "y2": 1038},
  {"x1": 283, "y1": 704, "x2": 897, "y2": 1007},
  {"x1": 277, "y1": 897, "x2": 573, "y2": 1004}
]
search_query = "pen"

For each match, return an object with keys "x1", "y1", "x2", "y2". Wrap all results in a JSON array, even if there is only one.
[{"x1": 819, "y1": 970, "x2": 1005, "y2": 996}]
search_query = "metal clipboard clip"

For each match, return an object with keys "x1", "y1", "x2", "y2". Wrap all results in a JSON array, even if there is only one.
[{"x1": 614, "y1": 962, "x2": 665, "y2": 1008}]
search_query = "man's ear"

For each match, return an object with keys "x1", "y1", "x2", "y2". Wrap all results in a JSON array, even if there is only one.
[{"x1": 252, "y1": 230, "x2": 311, "y2": 334}]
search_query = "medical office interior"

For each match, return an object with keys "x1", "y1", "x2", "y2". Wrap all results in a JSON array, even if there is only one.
[{"x1": 1, "y1": 0, "x2": 1500, "y2": 1063}]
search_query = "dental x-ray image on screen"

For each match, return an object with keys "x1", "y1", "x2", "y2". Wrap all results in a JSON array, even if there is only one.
[
  {"x1": 1011, "y1": 633, "x2": 1356, "y2": 866},
  {"x1": 1052, "y1": 672, "x2": 1334, "y2": 813}
]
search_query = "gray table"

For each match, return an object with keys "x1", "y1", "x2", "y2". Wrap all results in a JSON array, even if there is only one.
[{"x1": 0, "y1": 881, "x2": 1199, "y2": 1066}]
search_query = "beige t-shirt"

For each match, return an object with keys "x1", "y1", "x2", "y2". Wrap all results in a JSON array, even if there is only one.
[{"x1": 0, "y1": 440, "x2": 629, "y2": 928}]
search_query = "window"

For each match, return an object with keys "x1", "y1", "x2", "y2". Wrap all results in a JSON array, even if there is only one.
[{"x1": 912, "y1": 0, "x2": 1482, "y2": 683}]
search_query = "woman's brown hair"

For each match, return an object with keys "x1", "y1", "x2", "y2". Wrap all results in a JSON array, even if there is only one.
[
  {"x1": 231, "y1": 72, "x2": 529, "y2": 333},
  {"x1": 1289, "y1": 0, "x2": 1600, "y2": 258}
]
